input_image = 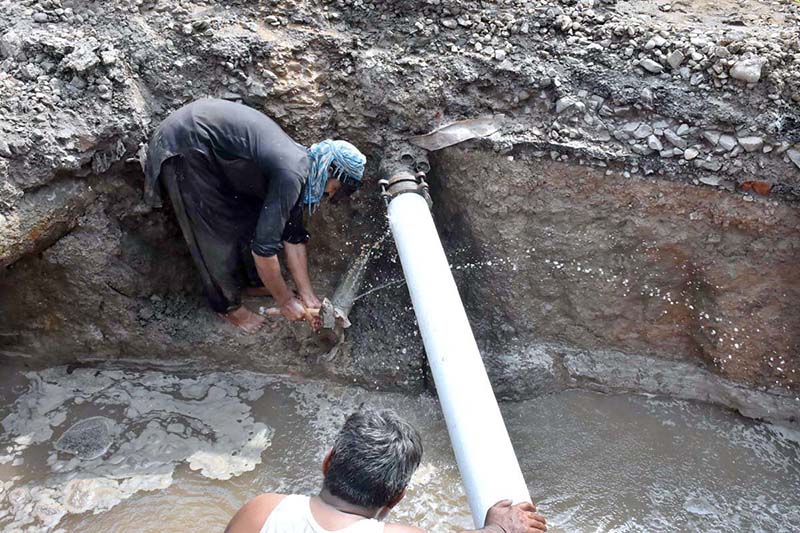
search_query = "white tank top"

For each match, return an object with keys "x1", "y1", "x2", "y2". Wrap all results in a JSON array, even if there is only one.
[{"x1": 260, "y1": 495, "x2": 386, "y2": 533}]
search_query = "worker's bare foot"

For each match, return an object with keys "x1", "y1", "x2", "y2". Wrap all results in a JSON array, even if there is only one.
[
  {"x1": 243, "y1": 286, "x2": 273, "y2": 297},
  {"x1": 222, "y1": 306, "x2": 266, "y2": 333}
]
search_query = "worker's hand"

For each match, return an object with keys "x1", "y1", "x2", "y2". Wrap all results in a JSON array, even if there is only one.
[
  {"x1": 483, "y1": 500, "x2": 547, "y2": 533},
  {"x1": 299, "y1": 292, "x2": 322, "y2": 331},
  {"x1": 280, "y1": 297, "x2": 306, "y2": 322},
  {"x1": 299, "y1": 292, "x2": 321, "y2": 311}
]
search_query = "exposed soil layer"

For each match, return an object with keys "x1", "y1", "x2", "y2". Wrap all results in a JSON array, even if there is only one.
[
  {"x1": 1, "y1": 0, "x2": 799, "y2": 420},
  {"x1": 433, "y1": 143, "x2": 800, "y2": 389}
]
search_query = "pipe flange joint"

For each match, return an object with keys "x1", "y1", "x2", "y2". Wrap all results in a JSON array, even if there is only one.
[{"x1": 379, "y1": 171, "x2": 432, "y2": 209}]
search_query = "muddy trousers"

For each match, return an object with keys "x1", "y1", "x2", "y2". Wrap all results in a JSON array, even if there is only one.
[{"x1": 160, "y1": 157, "x2": 262, "y2": 314}]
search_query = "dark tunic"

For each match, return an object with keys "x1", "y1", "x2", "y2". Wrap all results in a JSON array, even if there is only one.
[{"x1": 144, "y1": 99, "x2": 311, "y2": 312}]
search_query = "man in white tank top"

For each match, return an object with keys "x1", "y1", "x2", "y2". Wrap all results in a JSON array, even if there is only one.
[{"x1": 226, "y1": 409, "x2": 547, "y2": 533}]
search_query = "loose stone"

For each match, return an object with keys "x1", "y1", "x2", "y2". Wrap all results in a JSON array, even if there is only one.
[
  {"x1": 633, "y1": 123, "x2": 654, "y2": 139},
  {"x1": 664, "y1": 129, "x2": 687, "y2": 149},
  {"x1": 703, "y1": 130, "x2": 721, "y2": 146},
  {"x1": 718, "y1": 135, "x2": 737, "y2": 152},
  {"x1": 729, "y1": 57, "x2": 766, "y2": 83},
  {"x1": 100, "y1": 50, "x2": 117, "y2": 66},
  {"x1": 715, "y1": 46, "x2": 731, "y2": 59},
  {"x1": 555, "y1": 97, "x2": 576, "y2": 114},
  {"x1": 647, "y1": 134, "x2": 663, "y2": 151},
  {"x1": 695, "y1": 158, "x2": 722, "y2": 172},
  {"x1": 787, "y1": 148, "x2": 800, "y2": 170},
  {"x1": 699, "y1": 176, "x2": 721, "y2": 186},
  {"x1": 684, "y1": 147, "x2": 699, "y2": 160},
  {"x1": 738, "y1": 136, "x2": 764, "y2": 152},
  {"x1": 55, "y1": 417, "x2": 114, "y2": 460},
  {"x1": 667, "y1": 50, "x2": 684, "y2": 69},
  {"x1": 639, "y1": 58, "x2": 664, "y2": 73},
  {"x1": 62, "y1": 47, "x2": 101, "y2": 73}
]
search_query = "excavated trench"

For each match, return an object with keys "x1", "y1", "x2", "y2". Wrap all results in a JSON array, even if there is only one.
[
  {"x1": 2, "y1": 0, "x2": 800, "y2": 531},
  {"x1": 1, "y1": 145, "x2": 799, "y2": 532},
  {"x1": 2, "y1": 144, "x2": 798, "y2": 414}
]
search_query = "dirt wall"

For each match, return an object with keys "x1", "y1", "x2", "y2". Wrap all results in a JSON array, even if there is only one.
[{"x1": 1, "y1": 0, "x2": 799, "y2": 422}]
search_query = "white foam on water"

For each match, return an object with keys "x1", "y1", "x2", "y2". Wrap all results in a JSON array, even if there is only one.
[
  {"x1": 1, "y1": 366, "x2": 798, "y2": 533},
  {"x1": 0, "y1": 366, "x2": 276, "y2": 531}
]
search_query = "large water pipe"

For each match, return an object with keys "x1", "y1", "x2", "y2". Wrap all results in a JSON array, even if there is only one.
[{"x1": 380, "y1": 152, "x2": 532, "y2": 527}]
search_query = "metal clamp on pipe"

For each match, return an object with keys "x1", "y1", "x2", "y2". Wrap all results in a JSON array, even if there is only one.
[
  {"x1": 378, "y1": 142, "x2": 433, "y2": 208},
  {"x1": 378, "y1": 171, "x2": 432, "y2": 208}
]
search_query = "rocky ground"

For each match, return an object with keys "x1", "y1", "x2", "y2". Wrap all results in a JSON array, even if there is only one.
[{"x1": 0, "y1": 1, "x2": 799, "y2": 420}]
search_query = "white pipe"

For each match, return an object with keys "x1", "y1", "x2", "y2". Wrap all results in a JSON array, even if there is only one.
[{"x1": 387, "y1": 192, "x2": 531, "y2": 527}]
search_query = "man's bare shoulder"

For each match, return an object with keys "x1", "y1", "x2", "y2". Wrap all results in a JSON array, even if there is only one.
[
  {"x1": 384, "y1": 523, "x2": 426, "y2": 533},
  {"x1": 225, "y1": 493, "x2": 288, "y2": 533}
]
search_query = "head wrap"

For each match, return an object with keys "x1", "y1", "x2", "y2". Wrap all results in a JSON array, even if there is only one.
[{"x1": 305, "y1": 139, "x2": 366, "y2": 208}]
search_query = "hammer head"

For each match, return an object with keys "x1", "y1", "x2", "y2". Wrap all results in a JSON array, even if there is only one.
[
  {"x1": 317, "y1": 298, "x2": 351, "y2": 356},
  {"x1": 319, "y1": 298, "x2": 336, "y2": 330},
  {"x1": 319, "y1": 298, "x2": 351, "y2": 331}
]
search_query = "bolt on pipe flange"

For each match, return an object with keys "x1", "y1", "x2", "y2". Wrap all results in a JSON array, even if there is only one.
[{"x1": 379, "y1": 170, "x2": 432, "y2": 209}]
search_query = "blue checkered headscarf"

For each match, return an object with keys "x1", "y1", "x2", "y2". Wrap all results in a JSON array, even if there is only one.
[{"x1": 305, "y1": 139, "x2": 366, "y2": 209}]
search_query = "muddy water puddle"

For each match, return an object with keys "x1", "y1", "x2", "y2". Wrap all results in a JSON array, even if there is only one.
[{"x1": 1, "y1": 363, "x2": 798, "y2": 532}]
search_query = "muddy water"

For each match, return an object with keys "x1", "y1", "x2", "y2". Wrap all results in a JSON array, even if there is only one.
[{"x1": 1, "y1": 363, "x2": 798, "y2": 533}]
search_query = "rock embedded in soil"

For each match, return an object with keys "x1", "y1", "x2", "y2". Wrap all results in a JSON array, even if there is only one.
[
  {"x1": 718, "y1": 134, "x2": 737, "y2": 152},
  {"x1": 633, "y1": 123, "x2": 654, "y2": 139},
  {"x1": 786, "y1": 148, "x2": 800, "y2": 170},
  {"x1": 703, "y1": 130, "x2": 722, "y2": 146},
  {"x1": 729, "y1": 56, "x2": 767, "y2": 83},
  {"x1": 639, "y1": 58, "x2": 664, "y2": 73},
  {"x1": 667, "y1": 49, "x2": 685, "y2": 69},
  {"x1": 664, "y1": 129, "x2": 687, "y2": 149},
  {"x1": 684, "y1": 147, "x2": 700, "y2": 160},
  {"x1": 647, "y1": 134, "x2": 663, "y2": 151},
  {"x1": 738, "y1": 136, "x2": 764, "y2": 153}
]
